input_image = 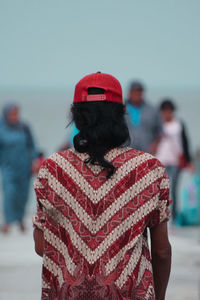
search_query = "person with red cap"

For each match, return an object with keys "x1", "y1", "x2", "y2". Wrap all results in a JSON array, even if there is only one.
[{"x1": 33, "y1": 72, "x2": 171, "y2": 300}]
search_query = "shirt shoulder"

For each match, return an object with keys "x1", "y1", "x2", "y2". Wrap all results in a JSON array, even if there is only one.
[
  {"x1": 142, "y1": 102, "x2": 159, "y2": 115},
  {"x1": 46, "y1": 148, "x2": 75, "y2": 163},
  {"x1": 124, "y1": 148, "x2": 165, "y2": 174}
]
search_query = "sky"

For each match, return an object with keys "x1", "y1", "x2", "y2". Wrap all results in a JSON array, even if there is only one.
[{"x1": 0, "y1": 0, "x2": 200, "y2": 90}]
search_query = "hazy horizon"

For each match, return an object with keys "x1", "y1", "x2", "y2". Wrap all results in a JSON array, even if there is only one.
[{"x1": 1, "y1": 0, "x2": 200, "y2": 90}]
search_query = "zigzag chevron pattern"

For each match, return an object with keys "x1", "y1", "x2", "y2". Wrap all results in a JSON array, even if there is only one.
[{"x1": 33, "y1": 147, "x2": 170, "y2": 299}]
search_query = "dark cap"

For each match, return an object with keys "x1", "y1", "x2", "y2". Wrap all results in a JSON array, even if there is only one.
[{"x1": 129, "y1": 81, "x2": 145, "y2": 91}]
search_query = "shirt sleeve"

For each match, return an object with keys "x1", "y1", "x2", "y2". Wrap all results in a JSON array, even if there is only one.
[
  {"x1": 32, "y1": 160, "x2": 49, "y2": 231},
  {"x1": 148, "y1": 169, "x2": 171, "y2": 228}
]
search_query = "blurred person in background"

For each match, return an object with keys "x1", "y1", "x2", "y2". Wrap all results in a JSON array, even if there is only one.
[
  {"x1": 125, "y1": 81, "x2": 162, "y2": 155},
  {"x1": 156, "y1": 99, "x2": 192, "y2": 223},
  {"x1": 33, "y1": 73, "x2": 171, "y2": 300},
  {"x1": 0, "y1": 103, "x2": 38, "y2": 233}
]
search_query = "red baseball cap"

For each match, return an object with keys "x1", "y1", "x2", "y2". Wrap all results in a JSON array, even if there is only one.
[{"x1": 73, "y1": 72, "x2": 123, "y2": 104}]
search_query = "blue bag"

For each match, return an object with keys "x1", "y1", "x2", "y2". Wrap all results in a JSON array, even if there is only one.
[{"x1": 176, "y1": 174, "x2": 200, "y2": 226}]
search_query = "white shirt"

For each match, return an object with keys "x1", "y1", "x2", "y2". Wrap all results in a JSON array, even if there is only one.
[{"x1": 156, "y1": 119, "x2": 183, "y2": 166}]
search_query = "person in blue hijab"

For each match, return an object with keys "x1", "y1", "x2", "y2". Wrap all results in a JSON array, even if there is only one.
[{"x1": 0, "y1": 103, "x2": 38, "y2": 233}]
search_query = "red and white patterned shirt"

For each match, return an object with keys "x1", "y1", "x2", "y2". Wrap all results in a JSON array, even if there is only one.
[{"x1": 33, "y1": 147, "x2": 170, "y2": 300}]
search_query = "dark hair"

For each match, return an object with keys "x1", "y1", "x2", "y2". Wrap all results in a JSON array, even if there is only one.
[
  {"x1": 72, "y1": 88, "x2": 129, "y2": 179},
  {"x1": 160, "y1": 99, "x2": 176, "y2": 111}
]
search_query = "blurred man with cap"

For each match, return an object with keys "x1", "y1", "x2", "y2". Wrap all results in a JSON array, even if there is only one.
[{"x1": 126, "y1": 81, "x2": 162, "y2": 155}]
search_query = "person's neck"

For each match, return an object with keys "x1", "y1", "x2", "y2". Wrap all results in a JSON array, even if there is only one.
[{"x1": 165, "y1": 117, "x2": 175, "y2": 123}]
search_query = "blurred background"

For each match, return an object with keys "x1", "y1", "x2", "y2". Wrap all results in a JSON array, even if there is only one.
[{"x1": 0, "y1": 0, "x2": 200, "y2": 299}]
